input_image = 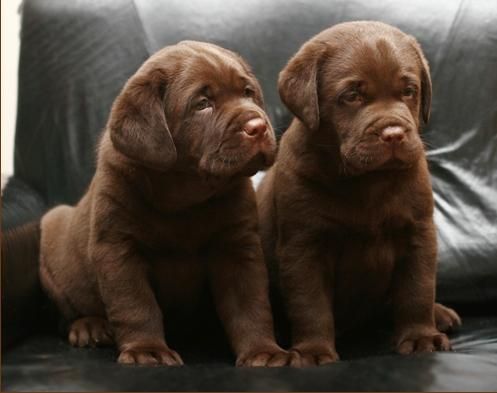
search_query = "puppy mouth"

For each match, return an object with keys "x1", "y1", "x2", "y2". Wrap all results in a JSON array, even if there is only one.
[
  {"x1": 239, "y1": 152, "x2": 270, "y2": 176},
  {"x1": 383, "y1": 142, "x2": 421, "y2": 166},
  {"x1": 378, "y1": 155, "x2": 412, "y2": 170},
  {"x1": 199, "y1": 125, "x2": 276, "y2": 177},
  {"x1": 216, "y1": 140, "x2": 276, "y2": 177},
  {"x1": 341, "y1": 144, "x2": 418, "y2": 175}
]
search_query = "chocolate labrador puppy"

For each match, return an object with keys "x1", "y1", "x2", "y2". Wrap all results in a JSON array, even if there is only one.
[
  {"x1": 257, "y1": 22, "x2": 461, "y2": 366},
  {"x1": 40, "y1": 41, "x2": 292, "y2": 366}
]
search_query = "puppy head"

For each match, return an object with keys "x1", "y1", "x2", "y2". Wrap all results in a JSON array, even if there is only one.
[
  {"x1": 108, "y1": 41, "x2": 276, "y2": 177},
  {"x1": 279, "y1": 21, "x2": 432, "y2": 175}
]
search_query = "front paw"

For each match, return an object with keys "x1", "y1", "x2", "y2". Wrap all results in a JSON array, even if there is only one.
[
  {"x1": 396, "y1": 327, "x2": 451, "y2": 354},
  {"x1": 434, "y1": 303, "x2": 462, "y2": 333},
  {"x1": 236, "y1": 346, "x2": 295, "y2": 367},
  {"x1": 290, "y1": 343, "x2": 340, "y2": 367},
  {"x1": 68, "y1": 317, "x2": 113, "y2": 347},
  {"x1": 118, "y1": 343, "x2": 184, "y2": 366}
]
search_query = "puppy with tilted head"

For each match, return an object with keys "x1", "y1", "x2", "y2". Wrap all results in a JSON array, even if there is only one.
[
  {"x1": 40, "y1": 41, "x2": 293, "y2": 366},
  {"x1": 257, "y1": 22, "x2": 461, "y2": 366}
]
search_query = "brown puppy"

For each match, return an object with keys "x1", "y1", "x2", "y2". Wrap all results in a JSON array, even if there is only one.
[
  {"x1": 40, "y1": 41, "x2": 292, "y2": 367},
  {"x1": 257, "y1": 22, "x2": 461, "y2": 366}
]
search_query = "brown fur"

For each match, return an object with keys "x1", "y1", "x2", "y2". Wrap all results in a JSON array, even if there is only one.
[
  {"x1": 257, "y1": 22, "x2": 461, "y2": 367},
  {"x1": 39, "y1": 41, "x2": 294, "y2": 367}
]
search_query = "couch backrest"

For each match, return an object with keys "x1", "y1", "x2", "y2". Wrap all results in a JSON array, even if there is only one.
[{"x1": 14, "y1": 0, "x2": 497, "y2": 304}]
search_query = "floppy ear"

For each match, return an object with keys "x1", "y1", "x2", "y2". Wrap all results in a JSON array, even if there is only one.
[
  {"x1": 108, "y1": 68, "x2": 177, "y2": 170},
  {"x1": 278, "y1": 41, "x2": 326, "y2": 131},
  {"x1": 409, "y1": 37, "x2": 432, "y2": 125}
]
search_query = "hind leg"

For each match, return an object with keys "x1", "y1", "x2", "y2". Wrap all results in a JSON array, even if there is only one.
[
  {"x1": 69, "y1": 316, "x2": 113, "y2": 347},
  {"x1": 434, "y1": 303, "x2": 462, "y2": 333}
]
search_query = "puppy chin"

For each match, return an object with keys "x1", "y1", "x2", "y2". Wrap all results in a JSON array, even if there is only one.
[
  {"x1": 199, "y1": 150, "x2": 274, "y2": 178},
  {"x1": 239, "y1": 152, "x2": 274, "y2": 176},
  {"x1": 377, "y1": 158, "x2": 413, "y2": 171},
  {"x1": 341, "y1": 141, "x2": 424, "y2": 175},
  {"x1": 379, "y1": 148, "x2": 422, "y2": 171},
  {"x1": 343, "y1": 154, "x2": 417, "y2": 176}
]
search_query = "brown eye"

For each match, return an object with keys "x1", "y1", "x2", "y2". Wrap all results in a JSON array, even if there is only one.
[
  {"x1": 341, "y1": 90, "x2": 362, "y2": 104},
  {"x1": 196, "y1": 98, "x2": 211, "y2": 111},
  {"x1": 244, "y1": 86, "x2": 255, "y2": 98},
  {"x1": 402, "y1": 86, "x2": 417, "y2": 98}
]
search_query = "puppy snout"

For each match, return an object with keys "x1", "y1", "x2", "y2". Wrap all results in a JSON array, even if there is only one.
[
  {"x1": 381, "y1": 126, "x2": 406, "y2": 143},
  {"x1": 243, "y1": 118, "x2": 267, "y2": 137}
]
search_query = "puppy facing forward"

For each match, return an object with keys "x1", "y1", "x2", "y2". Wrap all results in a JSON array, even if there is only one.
[
  {"x1": 257, "y1": 22, "x2": 461, "y2": 366},
  {"x1": 40, "y1": 41, "x2": 292, "y2": 366}
]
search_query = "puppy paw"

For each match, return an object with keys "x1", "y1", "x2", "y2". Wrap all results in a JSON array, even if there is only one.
[
  {"x1": 118, "y1": 344, "x2": 183, "y2": 366},
  {"x1": 290, "y1": 344, "x2": 339, "y2": 367},
  {"x1": 396, "y1": 327, "x2": 451, "y2": 354},
  {"x1": 236, "y1": 346, "x2": 295, "y2": 367},
  {"x1": 68, "y1": 317, "x2": 113, "y2": 347},
  {"x1": 434, "y1": 303, "x2": 462, "y2": 333}
]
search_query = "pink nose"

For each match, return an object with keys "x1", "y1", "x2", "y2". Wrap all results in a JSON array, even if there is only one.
[
  {"x1": 243, "y1": 118, "x2": 267, "y2": 137},
  {"x1": 381, "y1": 126, "x2": 405, "y2": 143}
]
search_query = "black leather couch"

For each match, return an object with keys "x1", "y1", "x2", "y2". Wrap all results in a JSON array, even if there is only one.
[{"x1": 2, "y1": 0, "x2": 497, "y2": 391}]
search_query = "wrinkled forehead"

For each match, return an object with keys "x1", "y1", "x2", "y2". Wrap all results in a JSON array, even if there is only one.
[
  {"x1": 322, "y1": 34, "x2": 421, "y2": 90},
  {"x1": 172, "y1": 44, "x2": 253, "y2": 95}
]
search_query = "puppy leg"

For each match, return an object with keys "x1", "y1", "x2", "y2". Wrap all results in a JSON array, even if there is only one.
[
  {"x1": 434, "y1": 302, "x2": 462, "y2": 333},
  {"x1": 278, "y1": 234, "x2": 339, "y2": 367},
  {"x1": 392, "y1": 221, "x2": 451, "y2": 354},
  {"x1": 68, "y1": 316, "x2": 113, "y2": 347},
  {"x1": 93, "y1": 244, "x2": 183, "y2": 366},
  {"x1": 208, "y1": 231, "x2": 292, "y2": 367}
]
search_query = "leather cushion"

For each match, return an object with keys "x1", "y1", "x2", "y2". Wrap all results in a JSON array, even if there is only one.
[{"x1": 2, "y1": 316, "x2": 497, "y2": 391}]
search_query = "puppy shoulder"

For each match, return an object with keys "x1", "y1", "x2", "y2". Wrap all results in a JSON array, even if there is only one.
[{"x1": 404, "y1": 158, "x2": 435, "y2": 219}]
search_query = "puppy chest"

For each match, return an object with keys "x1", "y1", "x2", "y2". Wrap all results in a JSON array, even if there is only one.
[
  {"x1": 336, "y1": 233, "x2": 398, "y2": 281},
  {"x1": 149, "y1": 253, "x2": 208, "y2": 310},
  {"x1": 136, "y1": 212, "x2": 222, "y2": 251},
  {"x1": 333, "y1": 231, "x2": 408, "y2": 319}
]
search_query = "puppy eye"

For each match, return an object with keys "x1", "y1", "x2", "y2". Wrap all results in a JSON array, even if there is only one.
[
  {"x1": 196, "y1": 98, "x2": 211, "y2": 111},
  {"x1": 341, "y1": 91, "x2": 363, "y2": 104},
  {"x1": 244, "y1": 87, "x2": 255, "y2": 98},
  {"x1": 402, "y1": 86, "x2": 417, "y2": 98}
]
